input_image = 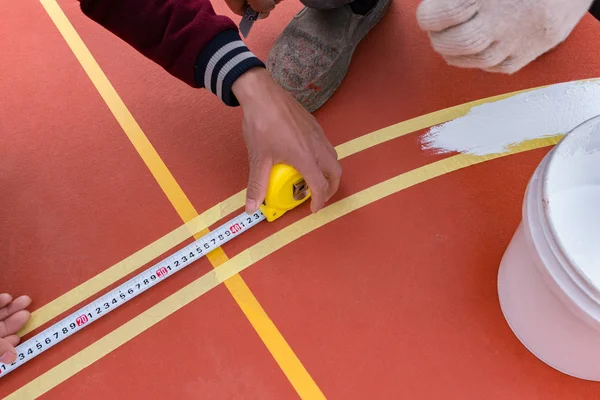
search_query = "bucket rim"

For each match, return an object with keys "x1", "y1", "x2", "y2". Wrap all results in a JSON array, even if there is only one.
[{"x1": 539, "y1": 113, "x2": 600, "y2": 302}]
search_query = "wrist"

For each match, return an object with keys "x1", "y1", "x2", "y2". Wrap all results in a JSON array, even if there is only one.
[
  {"x1": 232, "y1": 67, "x2": 273, "y2": 106},
  {"x1": 194, "y1": 29, "x2": 265, "y2": 107}
]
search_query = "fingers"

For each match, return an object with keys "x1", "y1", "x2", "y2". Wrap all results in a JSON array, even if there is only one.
[
  {"x1": 0, "y1": 295, "x2": 32, "y2": 321},
  {"x1": 0, "y1": 310, "x2": 31, "y2": 338},
  {"x1": 483, "y1": 54, "x2": 526, "y2": 74},
  {"x1": 0, "y1": 294, "x2": 12, "y2": 309},
  {"x1": 443, "y1": 41, "x2": 511, "y2": 69},
  {"x1": 299, "y1": 162, "x2": 329, "y2": 213},
  {"x1": 416, "y1": 0, "x2": 479, "y2": 32},
  {"x1": 248, "y1": 0, "x2": 276, "y2": 13},
  {"x1": 317, "y1": 153, "x2": 342, "y2": 203},
  {"x1": 4, "y1": 335, "x2": 20, "y2": 347},
  {"x1": 324, "y1": 168, "x2": 341, "y2": 203},
  {"x1": 417, "y1": 0, "x2": 517, "y2": 72},
  {"x1": 0, "y1": 337, "x2": 17, "y2": 364},
  {"x1": 290, "y1": 146, "x2": 330, "y2": 213},
  {"x1": 247, "y1": 155, "x2": 338, "y2": 215},
  {"x1": 246, "y1": 156, "x2": 273, "y2": 214},
  {"x1": 428, "y1": 17, "x2": 491, "y2": 57}
]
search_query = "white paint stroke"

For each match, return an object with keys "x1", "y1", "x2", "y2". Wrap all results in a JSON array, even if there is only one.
[{"x1": 421, "y1": 80, "x2": 600, "y2": 156}]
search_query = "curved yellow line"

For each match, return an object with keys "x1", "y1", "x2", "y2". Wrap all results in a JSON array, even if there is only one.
[
  {"x1": 20, "y1": 78, "x2": 589, "y2": 338},
  {"x1": 6, "y1": 135, "x2": 562, "y2": 399}
]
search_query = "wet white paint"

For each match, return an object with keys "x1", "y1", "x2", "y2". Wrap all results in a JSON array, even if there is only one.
[
  {"x1": 421, "y1": 80, "x2": 600, "y2": 156},
  {"x1": 550, "y1": 186, "x2": 600, "y2": 283},
  {"x1": 546, "y1": 116, "x2": 600, "y2": 286}
]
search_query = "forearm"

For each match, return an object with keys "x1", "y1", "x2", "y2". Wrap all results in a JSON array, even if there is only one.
[{"x1": 78, "y1": 0, "x2": 265, "y2": 106}]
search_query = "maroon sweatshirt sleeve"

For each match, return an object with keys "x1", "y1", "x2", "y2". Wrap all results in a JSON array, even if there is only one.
[{"x1": 78, "y1": 0, "x2": 265, "y2": 106}]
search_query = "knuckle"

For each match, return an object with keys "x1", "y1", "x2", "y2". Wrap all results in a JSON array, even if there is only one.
[
  {"x1": 497, "y1": 56, "x2": 522, "y2": 73},
  {"x1": 536, "y1": 10, "x2": 570, "y2": 44},
  {"x1": 246, "y1": 179, "x2": 265, "y2": 195},
  {"x1": 486, "y1": 61, "x2": 518, "y2": 75},
  {"x1": 247, "y1": 152, "x2": 263, "y2": 167},
  {"x1": 469, "y1": 45, "x2": 508, "y2": 68},
  {"x1": 313, "y1": 178, "x2": 329, "y2": 193},
  {"x1": 331, "y1": 161, "x2": 343, "y2": 177},
  {"x1": 500, "y1": 64, "x2": 521, "y2": 75},
  {"x1": 478, "y1": 52, "x2": 504, "y2": 67}
]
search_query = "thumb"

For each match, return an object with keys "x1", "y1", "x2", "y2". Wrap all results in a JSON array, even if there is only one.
[
  {"x1": 246, "y1": 157, "x2": 272, "y2": 214},
  {"x1": 0, "y1": 338, "x2": 17, "y2": 364}
]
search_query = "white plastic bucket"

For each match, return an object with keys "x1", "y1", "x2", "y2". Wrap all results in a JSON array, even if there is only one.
[{"x1": 498, "y1": 114, "x2": 600, "y2": 380}]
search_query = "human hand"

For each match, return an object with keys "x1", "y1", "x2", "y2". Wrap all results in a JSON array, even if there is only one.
[
  {"x1": 232, "y1": 67, "x2": 342, "y2": 214},
  {"x1": 0, "y1": 294, "x2": 32, "y2": 364},
  {"x1": 416, "y1": 0, "x2": 593, "y2": 74},
  {"x1": 224, "y1": 0, "x2": 282, "y2": 18}
]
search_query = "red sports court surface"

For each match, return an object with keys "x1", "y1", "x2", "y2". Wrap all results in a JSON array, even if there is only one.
[{"x1": 2, "y1": 0, "x2": 600, "y2": 398}]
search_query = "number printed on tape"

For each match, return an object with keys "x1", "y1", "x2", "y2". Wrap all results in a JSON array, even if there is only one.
[{"x1": 0, "y1": 211, "x2": 266, "y2": 378}]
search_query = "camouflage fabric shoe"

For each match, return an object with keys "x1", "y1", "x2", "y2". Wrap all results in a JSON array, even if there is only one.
[{"x1": 266, "y1": 0, "x2": 392, "y2": 112}]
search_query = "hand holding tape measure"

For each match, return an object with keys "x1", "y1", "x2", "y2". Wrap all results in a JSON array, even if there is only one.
[
  {"x1": 0, "y1": 164, "x2": 314, "y2": 378},
  {"x1": 232, "y1": 71, "x2": 341, "y2": 215},
  {"x1": 232, "y1": 0, "x2": 341, "y2": 214}
]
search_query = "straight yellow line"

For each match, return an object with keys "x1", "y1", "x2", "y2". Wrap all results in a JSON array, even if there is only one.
[
  {"x1": 39, "y1": 0, "x2": 197, "y2": 222},
  {"x1": 38, "y1": 0, "x2": 324, "y2": 398},
  {"x1": 5, "y1": 135, "x2": 563, "y2": 399}
]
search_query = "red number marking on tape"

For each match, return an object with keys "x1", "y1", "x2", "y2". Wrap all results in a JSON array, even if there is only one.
[
  {"x1": 76, "y1": 314, "x2": 89, "y2": 326},
  {"x1": 156, "y1": 267, "x2": 169, "y2": 278}
]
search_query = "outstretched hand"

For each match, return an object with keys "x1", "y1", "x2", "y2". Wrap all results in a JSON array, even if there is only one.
[
  {"x1": 232, "y1": 67, "x2": 342, "y2": 215},
  {"x1": 0, "y1": 294, "x2": 32, "y2": 364}
]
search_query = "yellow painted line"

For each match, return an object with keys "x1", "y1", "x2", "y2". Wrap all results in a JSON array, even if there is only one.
[
  {"x1": 22, "y1": 76, "x2": 598, "y2": 337},
  {"x1": 5, "y1": 135, "x2": 563, "y2": 400},
  {"x1": 333, "y1": 79, "x2": 594, "y2": 159},
  {"x1": 39, "y1": 0, "x2": 197, "y2": 222},
  {"x1": 38, "y1": 0, "x2": 323, "y2": 398}
]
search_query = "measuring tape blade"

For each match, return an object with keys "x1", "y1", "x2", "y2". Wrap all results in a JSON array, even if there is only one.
[
  {"x1": 0, "y1": 210, "x2": 265, "y2": 378},
  {"x1": 0, "y1": 163, "x2": 311, "y2": 379}
]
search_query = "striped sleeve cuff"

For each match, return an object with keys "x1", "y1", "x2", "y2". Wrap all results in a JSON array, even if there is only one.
[{"x1": 194, "y1": 29, "x2": 265, "y2": 107}]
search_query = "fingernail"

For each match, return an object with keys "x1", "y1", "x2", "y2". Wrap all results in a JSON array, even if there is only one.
[{"x1": 246, "y1": 199, "x2": 257, "y2": 213}]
